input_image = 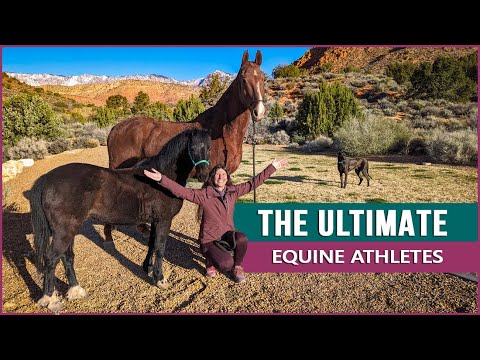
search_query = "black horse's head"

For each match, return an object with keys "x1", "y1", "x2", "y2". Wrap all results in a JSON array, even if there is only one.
[
  {"x1": 237, "y1": 50, "x2": 266, "y2": 122},
  {"x1": 188, "y1": 129, "x2": 211, "y2": 182}
]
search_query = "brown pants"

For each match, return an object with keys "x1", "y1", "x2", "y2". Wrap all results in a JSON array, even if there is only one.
[{"x1": 201, "y1": 231, "x2": 248, "y2": 272}]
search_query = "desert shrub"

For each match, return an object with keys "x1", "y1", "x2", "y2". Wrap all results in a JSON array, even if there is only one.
[
  {"x1": 296, "y1": 82, "x2": 362, "y2": 138},
  {"x1": 48, "y1": 138, "x2": 73, "y2": 154},
  {"x1": 72, "y1": 137, "x2": 100, "y2": 149},
  {"x1": 272, "y1": 64, "x2": 304, "y2": 78},
  {"x1": 335, "y1": 115, "x2": 412, "y2": 156},
  {"x1": 70, "y1": 112, "x2": 86, "y2": 124},
  {"x1": 426, "y1": 128, "x2": 477, "y2": 164},
  {"x1": 264, "y1": 130, "x2": 290, "y2": 145},
  {"x1": 245, "y1": 119, "x2": 270, "y2": 144},
  {"x1": 34, "y1": 87, "x2": 44, "y2": 94},
  {"x1": 6, "y1": 137, "x2": 49, "y2": 160},
  {"x1": 290, "y1": 134, "x2": 306, "y2": 145},
  {"x1": 54, "y1": 101, "x2": 68, "y2": 109},
  {"x1": 2, "y1": 94, "x2": 62, "y2": 146},
  {"x1": 302, "y1": 136, "x2": 334, "y2": 152}
]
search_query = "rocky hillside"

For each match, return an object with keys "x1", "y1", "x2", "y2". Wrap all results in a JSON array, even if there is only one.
[
  {"x1": 39, "y1": 80, "x2": 199, "y2": 107},
  {"x1": 293, "y1": 47, "x2": 477, "y2": 74}
]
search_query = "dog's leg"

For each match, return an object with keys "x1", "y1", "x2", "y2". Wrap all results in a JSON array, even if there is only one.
[
  {"x1": 343, "y1": 172, "x2": 348, "y2": 188},
  {"x1": 363, "y1": 169, "x2": 370, "y2": 186},
  {"x1": 356, "y1": 168, "x2": 363, "y2": 185},
  {"x1": 339, "y1": 173, "x2": 343, "y2": 188}
]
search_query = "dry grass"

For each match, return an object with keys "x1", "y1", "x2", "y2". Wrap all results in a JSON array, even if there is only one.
[{"x1": 2, "y1": 145, "x2": 477, "y2": 314}]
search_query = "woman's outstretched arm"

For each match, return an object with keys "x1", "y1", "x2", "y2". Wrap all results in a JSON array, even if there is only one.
[{"x1": 235, "y1": 158, "x2": 289, "y2": 197}]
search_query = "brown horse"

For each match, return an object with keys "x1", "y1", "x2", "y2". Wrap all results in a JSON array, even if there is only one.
[{"x1": 104, "y1": 50, "x2": 265, "y2": 243}]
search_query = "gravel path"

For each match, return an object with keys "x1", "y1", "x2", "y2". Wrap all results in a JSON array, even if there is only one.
[{"x1": 2, "y1": 146, "x2": 477, "y2": 313}]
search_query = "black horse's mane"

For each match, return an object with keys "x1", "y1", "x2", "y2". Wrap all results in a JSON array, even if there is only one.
[{"x1": 134, "y1": 128, "x2": 209, "y2": 173}]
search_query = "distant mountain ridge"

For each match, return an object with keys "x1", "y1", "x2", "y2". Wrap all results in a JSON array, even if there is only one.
[
  {"x1": 293, "y1": 47, "x2": 477, "y2": 73},
  {"x1": 6, "y1": 70, "x2": 236, "y2": 87}
]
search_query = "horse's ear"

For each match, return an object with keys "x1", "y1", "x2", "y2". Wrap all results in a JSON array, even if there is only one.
[
  {"x1": 255, "y1": 50, "x2": 262, "y2": 66},
  {"x1": 241, "y1": 50, "x2": 249, "y2": 66}
]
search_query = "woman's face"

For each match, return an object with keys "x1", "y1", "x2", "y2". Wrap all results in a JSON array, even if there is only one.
[{"x1": 213, "y1": 168, "x2": 228, "y2": 189}]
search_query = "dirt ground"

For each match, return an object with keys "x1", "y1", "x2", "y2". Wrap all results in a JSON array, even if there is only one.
[{"x1": 2, "y1": 145, "x2": 478, "y2": 313}]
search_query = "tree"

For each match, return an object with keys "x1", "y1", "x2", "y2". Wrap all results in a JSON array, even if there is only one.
[
  {"x1": 147, "y1": 101, "x2": 173, "y2": 120},
  {"x1": 385, "y1": 61, "x2": 415, "y2": 85},
  {"x1": 199, "y1": 72, "x2": 230, "y2": 107},
  {"x1": 2, "y1": 94, "x2": 61, "y2": 146},
  {"x1": 131, "y1": 91, "x2": 150, "y2": 114},
  {"x1": 296, "y1": 82, "x2": 362, "y2": 139},
  {"x1": 106, "y1": 95, "x2": 129, "y2": 111},
  {"x1": 269, "y1": 101, "x2": 284, "y2": 121},
  {"x1": 173, "y1": 95, "x2": 205, "y2": 122}
]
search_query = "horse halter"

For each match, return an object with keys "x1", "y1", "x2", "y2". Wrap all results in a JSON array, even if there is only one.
[{"x1": 188, "y1": 143, "x2": 210, "y2": 168}]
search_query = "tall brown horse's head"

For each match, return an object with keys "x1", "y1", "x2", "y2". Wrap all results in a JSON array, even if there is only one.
[{"x1": 238, "y1": 50, "x2": 266, "y2": 121}]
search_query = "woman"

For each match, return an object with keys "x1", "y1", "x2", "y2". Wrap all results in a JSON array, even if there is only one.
[{"x1": 144, "y1": 158, "x2": 288, "y2": 284}]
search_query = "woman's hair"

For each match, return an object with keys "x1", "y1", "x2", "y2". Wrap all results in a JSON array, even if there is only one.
[{"x1": 196, "y1": 165, "x2": 233, "y2": 221}]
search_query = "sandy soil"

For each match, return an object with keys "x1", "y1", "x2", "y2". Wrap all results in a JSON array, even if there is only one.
[{"x1": 2, "y1": 145, "x2": 477, "y2": 313}]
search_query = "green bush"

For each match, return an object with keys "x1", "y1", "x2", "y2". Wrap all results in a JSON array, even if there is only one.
[
  {"x1": 272, "y1": 64, "x2": 304, "y2": 78},
  {"x1": 147, "y1": 101, "x2": 173, "y2": 120},
  {"x1": 90, "y1": 106, "x2": 118, "y2": 127},
  {"x1": 173, "y1": 95, "x2": 205, "y2": 122},
  {"x1": 295, "y1": 82, "x2": 362, "y2": 138},
  {"x1": 2, "y1": 94, "x2": 62, "y2": 147},
  {"x1": 335, "y1": 115, "x2": 412, "y2": 156}
]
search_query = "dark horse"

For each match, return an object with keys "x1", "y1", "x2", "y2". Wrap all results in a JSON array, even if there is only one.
[
  {"x1": 29, "y1": 129, "x2": 211, "y2": 312},
  {"x1": 104, "y1": 49, "x2": 266, "y2": 243}
]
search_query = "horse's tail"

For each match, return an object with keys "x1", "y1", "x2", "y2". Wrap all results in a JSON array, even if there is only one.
[{"x1": 30, "y1": 176, "x2": 51, "y2": 274}]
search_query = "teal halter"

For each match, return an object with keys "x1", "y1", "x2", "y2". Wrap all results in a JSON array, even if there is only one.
[{"x1": 188, "y1": 143, "x2": 210, "y2": 168}]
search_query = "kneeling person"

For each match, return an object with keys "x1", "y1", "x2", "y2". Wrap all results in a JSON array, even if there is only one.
[{"x1": 144, "y1": 159, "x2": 288, "y2": 284}]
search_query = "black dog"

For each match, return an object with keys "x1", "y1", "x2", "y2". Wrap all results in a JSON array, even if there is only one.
[{"x1": 337, "y1": 151, "x2": 372, "y2": 188}]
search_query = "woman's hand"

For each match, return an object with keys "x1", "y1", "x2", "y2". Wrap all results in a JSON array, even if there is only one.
[
  {"x1": 144, "y1": 168, "x2": 162, "y2": 182},
  {"x1": 271, "y1": 158, "x2": 288, "y2": 170}
]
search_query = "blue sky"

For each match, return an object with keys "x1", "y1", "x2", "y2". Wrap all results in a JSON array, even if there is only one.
[{"x1": 2, "y1": 47, "x2": 311, "y2": 80}]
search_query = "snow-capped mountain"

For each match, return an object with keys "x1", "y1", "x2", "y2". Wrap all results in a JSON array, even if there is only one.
[{"x1": 6, "y1": 70, "x2": 236, "y2": 87}]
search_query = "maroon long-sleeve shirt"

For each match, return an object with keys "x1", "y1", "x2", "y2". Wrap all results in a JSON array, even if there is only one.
[{"x1": 158, "y1": 164, "x2": 276, "y2": 244}]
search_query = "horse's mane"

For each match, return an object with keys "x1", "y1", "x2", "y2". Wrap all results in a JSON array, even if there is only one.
[{"x1": 134, "y1": 128, "x2": 208, "y2": 172}]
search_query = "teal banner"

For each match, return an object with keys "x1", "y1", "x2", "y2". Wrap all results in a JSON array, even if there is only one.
[{"x1": 234, "y1": 203, "x2": 478, "y2": 242}]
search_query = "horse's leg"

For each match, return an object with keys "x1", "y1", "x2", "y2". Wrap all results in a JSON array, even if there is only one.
[
  {"x1": 151, "y1": 219, "x2": 172, "y2": 289},
  {"x1": 103, "y1": 223, "x2": 115, "y2": 249},
  {"x1": 38, "y1": 234, "x2": 72, "y2": 312},
  {"x1": 61, "y1": 243, "x2": 87, "y2": 301},
  {"x1": 356, "y1": 168, "x2": 363, "y2": 185},
  {"x1": 142, "y1": 226, "x2": 156, "y2": 277}
]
